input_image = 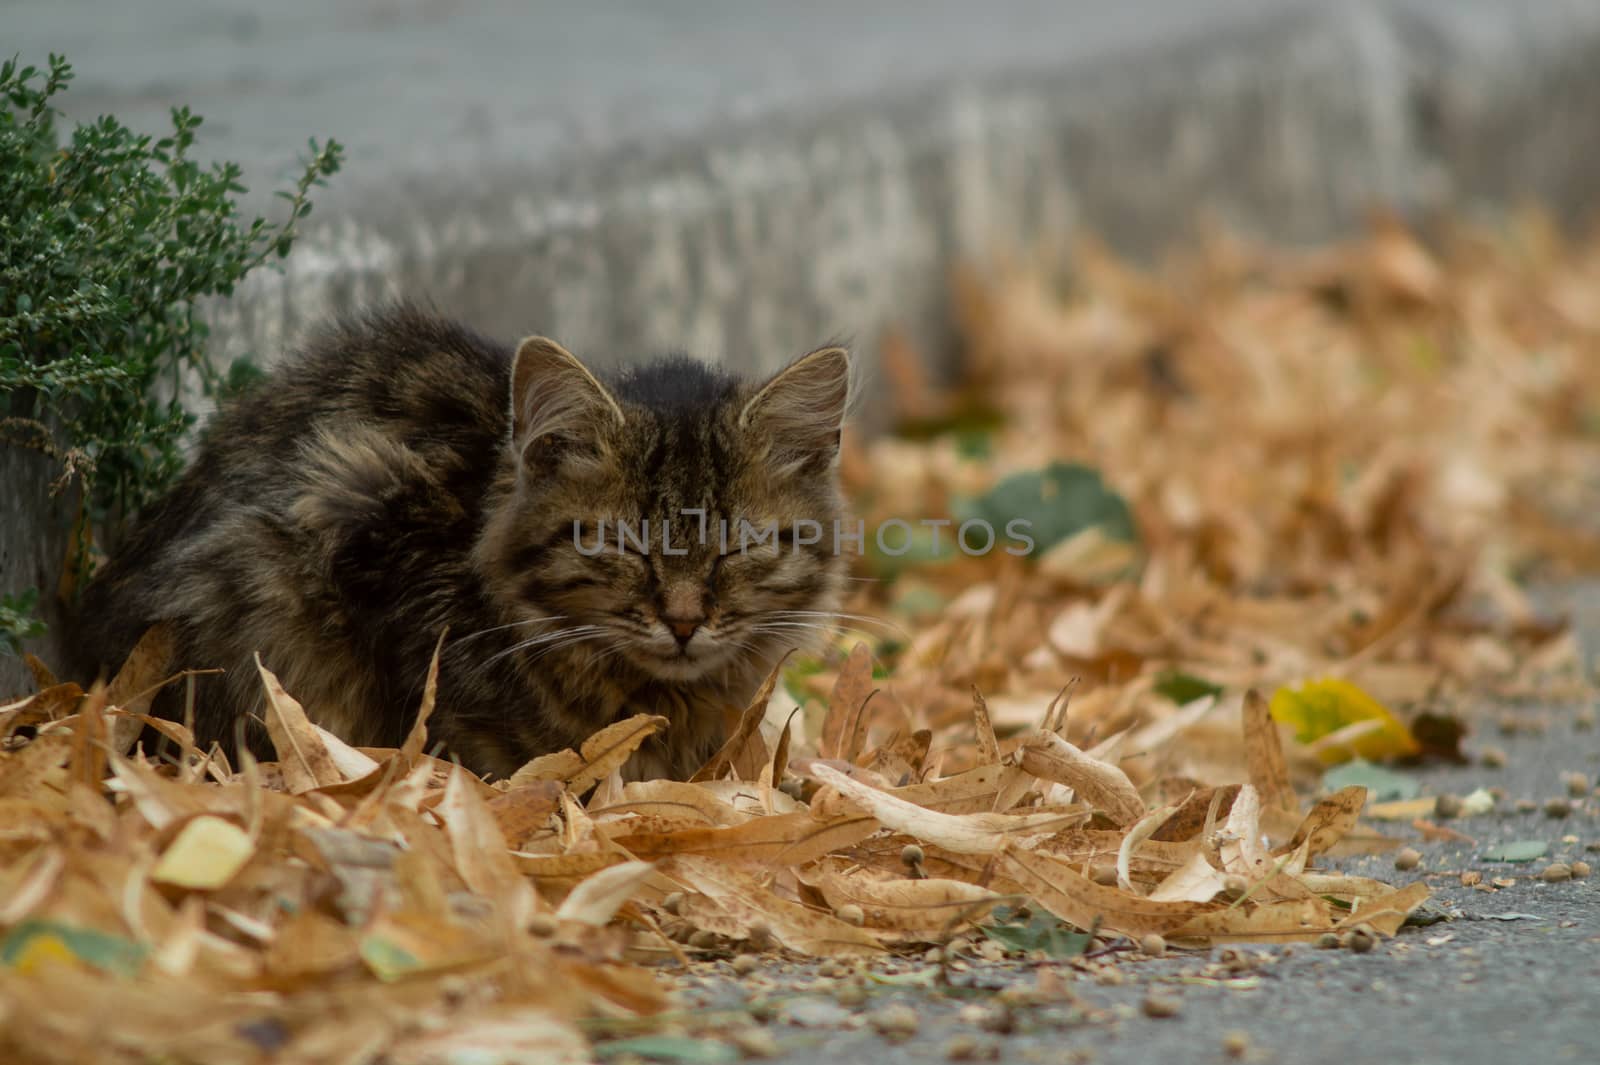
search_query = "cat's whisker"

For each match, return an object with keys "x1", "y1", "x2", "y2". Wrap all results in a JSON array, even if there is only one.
[
  {"x1": 757, "y1": 609, "x2": 908, "y2": 638},
  {"x1": 477, "y1": 624, "x2": 609, "y2": 673},
  {"x1": 746, "y1": 621, "x2": 892, "y2": 653},
  {"x1": 524, "y1": 631, "x2": 614, "y2": 664},
  {"x1": 449, "y1": 615, "x2": 571, "y2": 650}
]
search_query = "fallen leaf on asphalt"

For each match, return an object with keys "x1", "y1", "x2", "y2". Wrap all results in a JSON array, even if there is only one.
[
  {"x1": 1480, "y1": 840, "x2": 1549, "y2": 863},
  {"x1": 1271, "y1": 679, "x2": 1420, "y2": 765}
]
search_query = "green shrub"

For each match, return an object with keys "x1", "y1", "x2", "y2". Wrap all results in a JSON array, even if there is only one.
[{"x1": 0, "y1": 53, "x2": 342, "y2": 644}]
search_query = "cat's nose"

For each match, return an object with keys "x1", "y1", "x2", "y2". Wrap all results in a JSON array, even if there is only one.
[{"x1": 667, "y1": 618, "x2": 701, "y2": 647}]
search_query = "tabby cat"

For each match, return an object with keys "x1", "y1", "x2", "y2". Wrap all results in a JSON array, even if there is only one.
[{"x1": 79, "y1": 304, "x2": 850, "y2": 780}]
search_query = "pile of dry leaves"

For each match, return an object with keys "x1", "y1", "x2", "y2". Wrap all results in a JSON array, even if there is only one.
[{"x1": 4, "y1": 215, "x2": 1599, "y2": 1064}]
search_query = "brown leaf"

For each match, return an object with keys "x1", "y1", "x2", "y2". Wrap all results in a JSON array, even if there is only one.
[
  {"x1": 22, "y1": 652, "x2": 58, "y2": 690},
  {"x1": 256, "y1": 655, "x2": 343, "y2": 793},
  {"x1": 1284, "y1": 786, "x2": 1367, "y2": 857},
  {"x1": 439, "y1": 764, "x2": 539, "y2": 927},
  {"x1": 819, "y1": 642, "x2": 874, "y2": 761},
  {"x1": 815, "y1": 871, "x2": 1002, "y2": 933},
  {"x1": 510, "y1": 714, "x2": 668, "y2": 794},
  {"x1": 666, "y1": 855, "x2": 882, "y2": 957},
  {"x1": 1243, "y1": 689, "x2": 1297, "y2": 815},
  {"x1": 999, "y1": 844, "x2": 1220, "y2": 937},
  {"x1": 1166, "y1": 897, "x2": 1339, "y2": 944},
  {"x1": 488, "y1": 782, "x2": 565, "y2": 846},
  {"x1": 1013, "y1": 731, "x2": 1145, "y2": 826},
  {"x1": 805, "y1": 762, "x2": 1088, "y2": 854},
  {"x1": 1340, "y1": 880, "x2": 1430, "y2": 936},
  {"x1": 970, "y1": 686, "x2": 1001, "y2": 766},
  {"x1": 400, "y1": 629, "x2": 447, "y2": 765},
  {"x1": 104, "y1": 623, "x2": 177, "y2": 754},
  {"x1": 610, "y1": 811, "x2": 879, "y2": 866},
  {"x1": 0, "y1": 681, "x2": 83, "y2": 743},
  {"x1": 691, "y1": 655, "x2": 787, "y2": 782}
]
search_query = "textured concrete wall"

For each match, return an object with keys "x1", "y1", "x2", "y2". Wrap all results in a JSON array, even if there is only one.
[{"x1": 6, "y1": 1, "x2": 1600, "y2": 688}]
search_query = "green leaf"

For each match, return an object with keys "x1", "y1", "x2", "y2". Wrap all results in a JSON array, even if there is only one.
[
  {"x1": 979, "y1": 912, "x2": 1093, "y2": 959},
  {"x1": 1154, "y1": 670, "x2": 1222, "y2": 705},
  {"x1": 594, "y1": 1037, "x2": 740, "y2": 1063},
  {"x1": 955, "y1": 462, "x2": 1137, "y2": 559},
  {"x1": 1, "y1": 919, "x2": 147, "y2": 977},
  {"x1": 1320, "y1": 760, "x2": 1419, "y2": 803},
  {"x1": 1479, "y1": 840, "x2": 1548, "y2": 863},
  {"x1": 358, "y1": 936, "x2": 423, "y2": 981}
]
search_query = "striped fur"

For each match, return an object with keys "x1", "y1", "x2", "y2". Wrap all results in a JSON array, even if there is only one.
[{"x1": 78, "y1": 304, "x2": 849, "y2": 780}]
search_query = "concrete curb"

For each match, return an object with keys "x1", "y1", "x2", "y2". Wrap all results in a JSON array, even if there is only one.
[{"x1": 6, "y1": 0, "x2": 1600, "y2": 685}]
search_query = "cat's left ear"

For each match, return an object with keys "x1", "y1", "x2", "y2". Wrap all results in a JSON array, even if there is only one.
[
  {"x1": 739, "y1": 345, "x2": 850, "y2": 474},
  {"x1": 509, "y1": 336, "x2": 624, "y2": 468}
]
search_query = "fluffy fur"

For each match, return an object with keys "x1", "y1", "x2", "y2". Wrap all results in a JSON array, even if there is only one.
[{"x1": 78, "y1": 304, "x2": 850, "y2": 780}]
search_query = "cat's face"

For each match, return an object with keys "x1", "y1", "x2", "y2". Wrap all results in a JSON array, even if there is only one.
[{"x1": 478, "y1": 340, "x2": 850, "y2": 685}]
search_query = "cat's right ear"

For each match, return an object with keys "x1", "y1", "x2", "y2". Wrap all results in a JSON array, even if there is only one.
[{"x1": 509, "y1": 336, "x2": 624, "y2": 469}]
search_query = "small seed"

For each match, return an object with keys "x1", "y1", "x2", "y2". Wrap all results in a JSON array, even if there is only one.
[
  {"x1": 944, "y1": 1034, "x2": 979, "y2": 1061},
  {"x1": 1571, "y1": 861, "x2": 1591, "y2": 879},
  {"x1": 1498, "y1": 715, "x2": 1522, "y2": 736},
  {"x1": 731, "y1": 1027, "x2": 778, "y2": 1059},
  {"x1": 869, "y1": 1003, "x2": 919, "y2": 1039},
  {"x1": 527, "y1": 913, "x2": 558, "y2": 938},
  {"x1": 1219, "y1": 947, "x2": 1253, "y2": 973},
  {"x1": 777, "y1": 777, "x2": 805, "y2": 800},
  {"x1": 732, "y1": 953, "x2": 761, "y2": 976},
  {"x1": 688, "y1": 929, "x2": 719, "y2": 949},
  {"x1": 1563, "y1": 772, "x2": 1590, "y2": 798},
  {"x1": 746, "y1": 923, "x2": 776, "y2": 951},
  {"x1": 995, "y1": 985, "x2": 1037, "y2": 1009},
  {"x1": 901, "y1": 843, "x2": 926, "y2": 868},
  {"x1": 1479, "y1": 747, "x2": 1508, "y2": 769},
  {"x1": 1544, "y1": 797, "x2": 1573, "y2": 819},
  {"x1": 1090, "y1": 863, "x2": 1119, "y2": 886},
  {"x1": 1541, "y1": 863, "x2": 1573, "y2": 883},
  {"x1": 977, "y1": 939, "x2": 1006, "y2": 962},
  {"x1": 1316, "y1": 932, "x2": 1341, "y2": 949},
  {"x1": 1222, "y1": 874, "x2": 1250, "y2": 899},
  {"x1": 1094, "y1": 967, "x2": 1125, "y2": 986},
  {"x1": 1139, "y1": 933, "x2": 1167, "y2": 957},
  {"x1": 662, "y1": 891, "x2": 685, "y2": 916},
  {"x1": 1515, "y1": 799, "x2": 1539, "y2": 814},
  {"x1": 1394, "y1": 847, "x2": 1422, "y2": 871},
  {"x1": 834, "y1": 904, "x2": 865, "y2": 927},
  {"x1": 1142, "y1": 993, "x2": 1181, "y2": 1019},
  {"x1": 834, "y1": 981, "x2": 866, "y2": 1008},
  {"x1": 1576, "y1": 707, "x2": 1596, "y2": 731},
  {"x1": 944, "y1": 1033, "x2": 998, "y2": 1061},
  {"x1": 1433, "y1": 794, "x2": 1463, "y2": 819},
  {"x1": 1222, "y1": 1030, "x2": 1252, "y2": 1059},
  {"x1": 1346, "y1": 926, "x2": 1376, "y2": 953},
  {"x1": 977, "y1": 1004, "x2": 1016, "y2": 1035},
  {"x1": 1460, "y1": 870, "x2": 1482, "y2": 887}
]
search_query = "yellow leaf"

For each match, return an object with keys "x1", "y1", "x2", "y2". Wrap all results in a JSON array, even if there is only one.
[
  {"x1": 1268, "y1": 678, "x2": 1419, "y2": 764},
  {"x1": 151, "y1": 815, "x2": 255, "y2": 890}
]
